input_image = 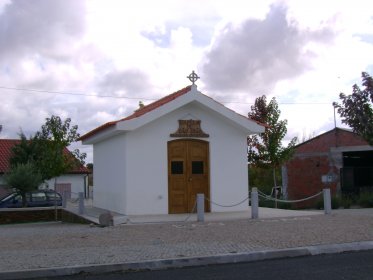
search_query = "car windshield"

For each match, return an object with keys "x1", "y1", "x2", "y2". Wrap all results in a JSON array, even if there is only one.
[{"x1": 0, "y1": 193, "x2": 16, "y2": 202}]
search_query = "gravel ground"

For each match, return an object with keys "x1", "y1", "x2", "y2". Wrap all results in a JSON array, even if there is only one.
[{"x1": 0, "y1": 210, "x2": 372, "y2": 272}]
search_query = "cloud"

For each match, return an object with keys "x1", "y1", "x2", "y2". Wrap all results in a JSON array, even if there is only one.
[
  {"x1": 97, "y1": 69, "x2": 152, "y2": 97},
  {"x1": 201, "y1": 4, "x2": 334, "y2": 97},
  {"x1": 0, "y1": 0, "x2": 86, "y2": 61}
]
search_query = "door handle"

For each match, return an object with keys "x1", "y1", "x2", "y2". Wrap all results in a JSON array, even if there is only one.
[{"x1": 188, "y1": 177, "x2": 192, "y2": 181}]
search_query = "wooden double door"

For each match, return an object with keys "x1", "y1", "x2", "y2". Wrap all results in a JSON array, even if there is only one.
[{"x1": 168, "y1": 139, "x2": 210, "y2": 214}]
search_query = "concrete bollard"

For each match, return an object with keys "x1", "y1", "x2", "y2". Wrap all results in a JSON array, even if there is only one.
[
  {"x1": 251, "y1": 187, "x2": 259, "y2": 219},
  {"x1": 197, "y1": 193, "x2": 205, "y2": 222},
  {"x1": 78, "y1": 192, "x2": 85, "y2": 215},
  {"x1": 323, "y1": 188, "x2": 332, "y2": 215}
]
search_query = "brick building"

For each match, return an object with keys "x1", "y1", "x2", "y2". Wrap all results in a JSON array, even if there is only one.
[{"x1": 283, "y1": 128, "x2": 373, "y2": 204}]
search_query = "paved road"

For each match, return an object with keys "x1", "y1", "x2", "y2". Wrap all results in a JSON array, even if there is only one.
[{"x1": 36, "y1": 250, "x2": 373, "y2": 280}]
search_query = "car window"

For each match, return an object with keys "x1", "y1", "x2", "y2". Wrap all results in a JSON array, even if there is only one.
[
  {"x1": 25, "y1": 193, "x2": 32, "y2": 202},
  {"x1": 31, "y1": 192, "x2": 47, "y2": 202},
  {"x1": 0, "y1": 193, "x2": 16, "y2": 202},
  {"x1": 46, "y1": 192, "x2": 61, "y2": 201}
]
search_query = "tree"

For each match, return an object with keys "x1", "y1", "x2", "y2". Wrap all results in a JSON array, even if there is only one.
[
  {"x1": 10, "y1": 116, "x2": 86, "y2": 183},
  {"x1": 4, "y1": 163, "x2": 43, "y2": 207},
  {"x1": 33, "y1": 115, "x2": 86, "y2": 183},
  {"x1": 248, "y1": 95, "x2": 297, "y2": 189},
  {"x1": 8, "y1": 116, "x2": 85, "y2": 213},
  {"x1": 334, "y1": 72, "x2": 373, "y2": 145},
  {"x1": 9, "y1": 132, "x2": 40, "y2": 168},
  {"x1": 34, "y1": 116, "x2": 86, "y2": 219}
]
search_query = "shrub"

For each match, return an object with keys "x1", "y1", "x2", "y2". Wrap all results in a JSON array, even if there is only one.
[
  {"x1": 340, "y1": 195, "x2": 355, "y2": 209},
  {"x1": 315, "y1": 196, "x2": 341, "y2": 210},
  {"x1": 258, "y1": 197, "x2": 293, "y2": 209},
  {"x1": 357, "y1": 192, "x2": 373, "y2": 208},
  {"x1": 331, "y1": 196, "x2": 341, "y2": 209}
]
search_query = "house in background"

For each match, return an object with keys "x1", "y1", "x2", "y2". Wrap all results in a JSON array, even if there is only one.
[
  {"x1": 79, "y1": 83, "x2": 265, "y2": 216},
  {"x1": 0, "y1": 139, "x2": 90, "y2": 198},
  {"x1": 283, "y1": 127, "x2": 373, "y2": 205}
]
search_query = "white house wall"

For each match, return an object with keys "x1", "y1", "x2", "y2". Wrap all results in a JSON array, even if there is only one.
[
  {"x1": 93, "y1": 133, "x2": 127, "y2": 214},
  {"x1": 44, "y1": 174, "x2": 87, "y2": 198},
  {"x1": 208, "y1": 116, "x2": 249, "y2": 212},
  {"x1": 1, "y1": 174, "x2": 87, "y2": 198},
  {"x1": 123, "y1": 103, "x2": 249, "y2": 215}
]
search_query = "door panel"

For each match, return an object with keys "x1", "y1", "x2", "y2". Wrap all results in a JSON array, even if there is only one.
[
  {"x1": 168, "y1": 140, "x2": 209, "y2": 214},
  {"x1": 168, "y1": 141, "x2": 188, "y2": 214}
]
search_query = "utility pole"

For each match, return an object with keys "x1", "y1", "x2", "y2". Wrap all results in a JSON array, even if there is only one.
[{"x1": 332, "y1": 102, "x2": 338, "y2": 129}]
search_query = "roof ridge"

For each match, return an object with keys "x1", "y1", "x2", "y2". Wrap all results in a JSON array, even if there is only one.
[
  {"x1": 79, "y1": 85, "x2": 192, "y2": 141},
  {"x1": 120, "y1": 85, "x2": 192, "y2": 121}
]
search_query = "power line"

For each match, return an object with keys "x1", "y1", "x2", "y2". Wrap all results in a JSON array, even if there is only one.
[
  {"x1": 0, "y1": 86, "x2": 156, "y2": 101},
  {"x1": 220, "y1": 100, "x2": 333, "y2": 105},
  {"x1": 0, "y1": 85, "x2": 335, "y2": 105}
]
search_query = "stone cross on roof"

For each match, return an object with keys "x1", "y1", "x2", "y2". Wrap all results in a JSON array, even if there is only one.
[{"x1": 187, "y1": 71, "x2": 200, "y2": 85}]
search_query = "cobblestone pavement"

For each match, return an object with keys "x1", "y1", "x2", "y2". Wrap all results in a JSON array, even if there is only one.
[{"x1": 0, "y1": 210, "x2": 372, "y2": 272}]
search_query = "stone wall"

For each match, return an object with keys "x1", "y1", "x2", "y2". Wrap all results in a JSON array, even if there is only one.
[{"x1": 0, "y1": 208, "x2": 91, "y2": 224}]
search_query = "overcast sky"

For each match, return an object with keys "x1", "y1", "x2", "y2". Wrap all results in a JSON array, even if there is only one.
[{"x1": 1, "y1": 0, "x2": 373, "y2": 163}]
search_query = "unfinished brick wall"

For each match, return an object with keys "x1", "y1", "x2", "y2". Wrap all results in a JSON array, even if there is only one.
[{"x1": 285, "y1": 128, "x2": 368, "y2": 207}]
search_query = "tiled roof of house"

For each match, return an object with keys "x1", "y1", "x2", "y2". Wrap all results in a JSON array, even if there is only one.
[
  {"x1": 0, "y1": 139, "x2": 90, "y2": 174},
  {"x1": 0, "y1": 139, "x2": 16, "y2": 174},
  {"x1": 79, "y1": 85, "x2": 192, "y2": 141}
]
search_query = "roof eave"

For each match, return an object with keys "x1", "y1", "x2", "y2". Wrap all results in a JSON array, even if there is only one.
[
  {"x1": 118, "y1": 86, "x2": 265, "y2": 134},
  {"x1": 80, "y1": 125, "x2": 123, "y2": 144}
]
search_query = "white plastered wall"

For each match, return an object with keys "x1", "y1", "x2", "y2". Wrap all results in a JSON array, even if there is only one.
[
  {"x1": 44, "y1": 174, "x2": 87, "y2": 198},
  {"x1": 93, "y1": 133, "x2": 127, "y2": 214},
  {"x1": 123, "y1": 102, "x2": 249, "y2": 215}
]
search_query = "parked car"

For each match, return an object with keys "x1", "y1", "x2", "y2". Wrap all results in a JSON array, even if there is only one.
[{"x1": 0, "y1": 190, "x2": 62, "y2": 208}]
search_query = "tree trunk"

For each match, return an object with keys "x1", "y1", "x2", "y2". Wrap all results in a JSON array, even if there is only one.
[
  {"x1": 21, "y1": 193, "x2": 27, "y2": 207},
  {"x1": 54, "y1": 177, "x2": 58, "y2": 221},
  {"x1": 273, "y1": 168, "x2": 277, "y2": 188},
  {"x1": 273, "y1": 168, "x2": 278, "y2": 208}
]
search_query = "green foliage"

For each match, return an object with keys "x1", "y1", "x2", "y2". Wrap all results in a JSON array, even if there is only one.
[
  {"x1": 315, "y1": 196, "x2": 340, "y2": 210},
  {"x1": 334, "y1": 72, "x2": 373, "y2": 145},
  {"x1": 86, "y1": 163, "x2": 93, "y2": 171},
  {"x1": 10, "y1": 132, "x2": 40, "y2": 168},
  {"x1": 358, "y1": 192, "x2": 373, "y2": 208},
  {"x1": 10, "y1": 116, "x2": 86, "y2": 183},
  {"x1": 34, "y1": 115, "x2": 86, "y2": 181},
  {"x1": 249, "y1": 165, "x2": 281, "y2": 194},
  {"x1": 4, "y1": 163, "x2": 43, "y2": 207},
  {"x1": 248, "y1": 95, "x2": 297, "y2": 187},
  {"x1": 258, "y1": 198, "x2": 293, "y2": 209},
  {"x1": 341, "y1": 196, "x2": 354, "y2": 209}
]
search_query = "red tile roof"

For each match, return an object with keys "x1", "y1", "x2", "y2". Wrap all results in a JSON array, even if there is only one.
[
  {"x1": 79, "y1": 84, "x2": 266, "y2": 141},
  {"x1": 79, "y1": 85, "x2": 192, "y2": 141},
  {"x1": 0, "y1": 139, "x2": 90, "y2": 174},
  {"x1": 0, "y1": 139, "x2": 16, "y2": 174}
]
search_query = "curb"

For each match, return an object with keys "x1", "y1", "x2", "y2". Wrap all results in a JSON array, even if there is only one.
[{"x1": 1, "y1": 241, "x2": 373, "y2": 280}]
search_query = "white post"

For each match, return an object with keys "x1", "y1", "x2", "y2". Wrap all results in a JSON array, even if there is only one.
[
  {"x1": 197, "y1": 193, "x2": 205, "y2": 222},
  {"x1": 251, "y1": 187, "x2": 259, "y2": 219},
  {"x1": 62, "y1": 191, "x2": 68, "y2": 208},
  {"x1": 78, "y1": 192, "x2": 84, "y2": 215},
  {"x1": 323, "y1": 188, "x2": 332, "y2": 215}
]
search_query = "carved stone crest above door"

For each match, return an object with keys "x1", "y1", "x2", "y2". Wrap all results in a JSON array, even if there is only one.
[{"x1": 170, "y1": 119, "x2": 209, "y2": 138}]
